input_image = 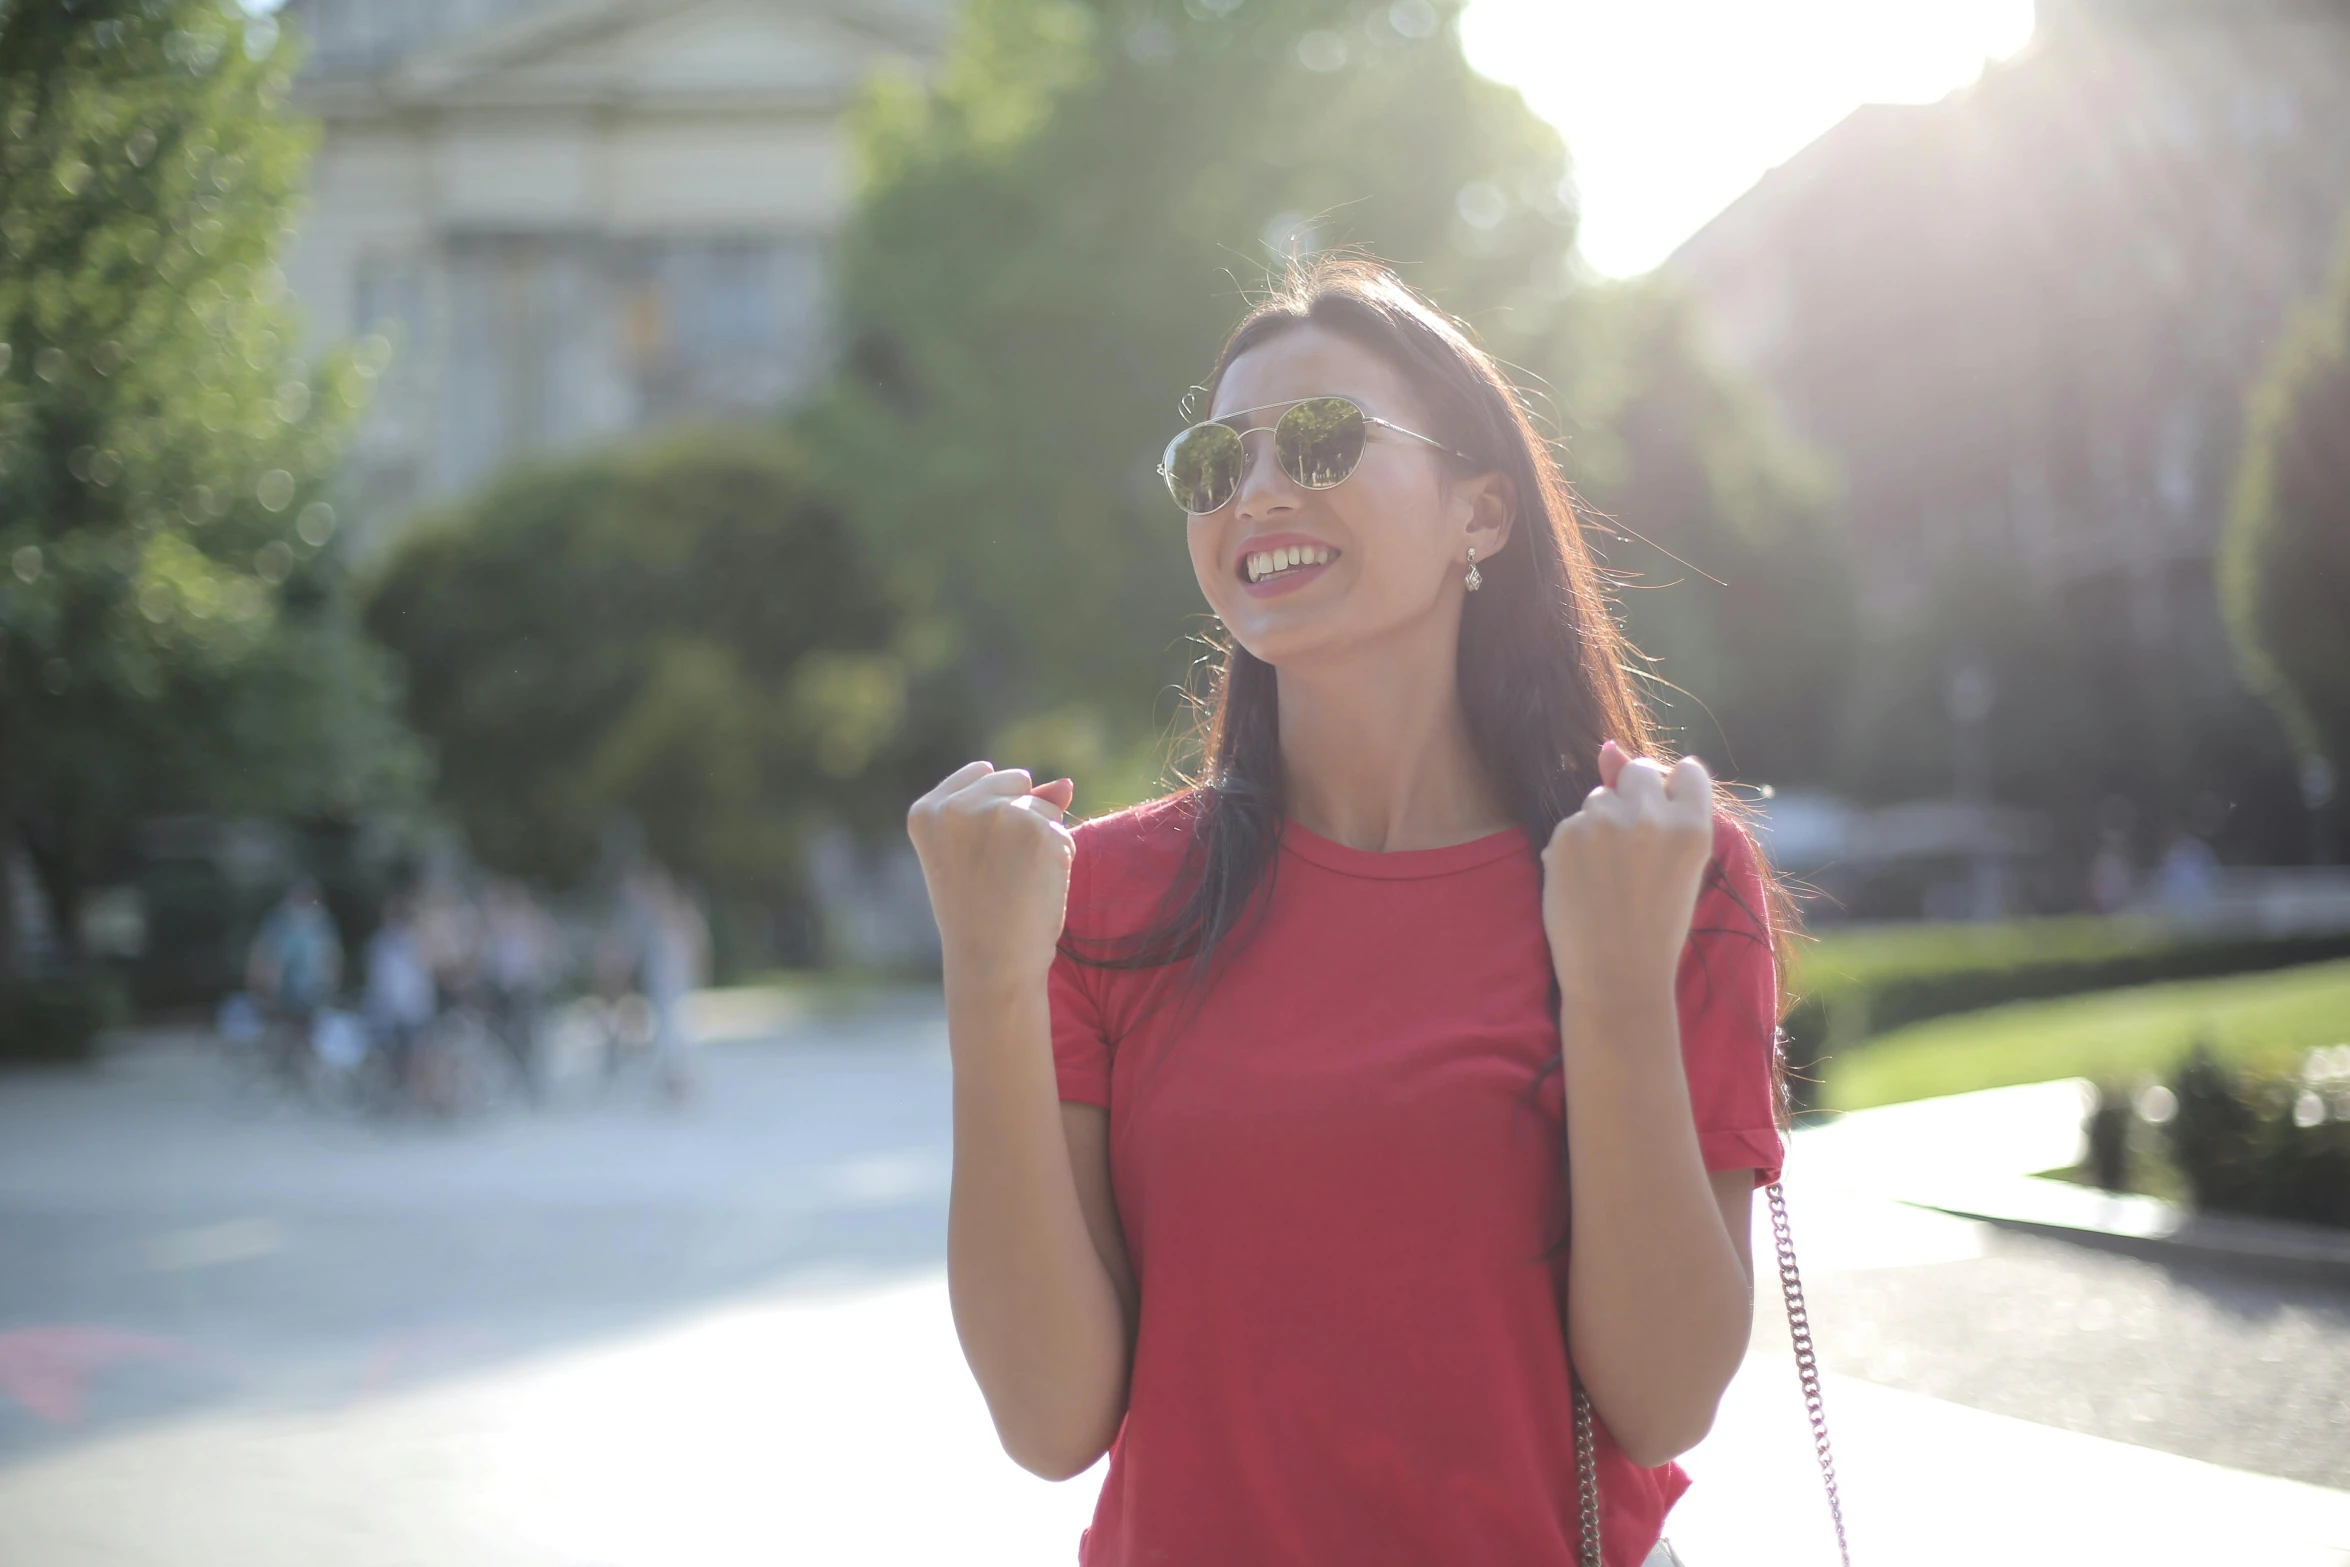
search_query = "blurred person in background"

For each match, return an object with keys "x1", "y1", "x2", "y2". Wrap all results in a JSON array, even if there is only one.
[
  {"x1": 2154, "y1": 826, "x2": 2222, "y2": 914},
  {"x1": 245, "y1": 879, "x2": 343, "y2": 1079},
  {"x1": 2087, "y1": 827, "x2": 2137, "y2": 914},
  {"x1": 413, "y1": 866, "x2": 485, "y2": 1007},
  {"x1": 612, "y1": 861, "x2": 710, "y2": 1105},
  {"x1": 482, "y1": 880, "x2": 565, "y2": 1099},
  {"x1": 363, "y1": 890, "x2": 436, "y2": 1106},
  {"x1": 909, "y1": 260, "x2": 1783, "y2": 1567}
]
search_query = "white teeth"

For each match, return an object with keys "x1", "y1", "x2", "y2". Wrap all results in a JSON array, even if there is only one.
[{"x1": 1245, "y1": 544, "x2": 1335, "y2": 582}]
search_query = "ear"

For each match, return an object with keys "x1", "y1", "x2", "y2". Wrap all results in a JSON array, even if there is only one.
[{"x1": 1453, "y1": 468, "x2": 1518, "y2": 563}]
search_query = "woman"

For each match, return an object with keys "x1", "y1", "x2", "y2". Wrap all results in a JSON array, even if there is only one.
[{"x1": 907, "y1": 258, "x2": 1784, "y2": 1567}]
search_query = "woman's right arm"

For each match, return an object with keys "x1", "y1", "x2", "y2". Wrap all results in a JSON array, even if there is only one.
[{"x1": 909, "y1": 762, "x2": 1135, "y2": 1481}]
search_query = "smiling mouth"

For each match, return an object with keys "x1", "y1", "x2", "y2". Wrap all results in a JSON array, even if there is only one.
[{"x1": 1242, "y1": 544, "x2": 1339, "y2": 584}]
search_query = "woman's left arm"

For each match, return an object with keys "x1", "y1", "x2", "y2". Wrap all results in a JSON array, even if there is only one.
[{"x1": 1543, "y1": 742, "x2": 1759, "y2": 1467}]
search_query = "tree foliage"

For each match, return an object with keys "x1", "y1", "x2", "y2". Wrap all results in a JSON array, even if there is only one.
[
  {"x1": 810, "y1": 0, "x2": 1852, "y2": 797},
  {"x1": 2224, "y1": 215, "x2": 2350, "y2": 777},
  {"x1": 0, "y1": 0, "x2": 421, "y2": 959},
  {"x1": 1829, "y1": 553, "x2": 2098, "y2": 807},
  {"x1": 364, "y1": 431, "x2": 970, "y2": 904},
  {"x1": 1524, "y1": 279, "x2": 1857, "y2": 785}
]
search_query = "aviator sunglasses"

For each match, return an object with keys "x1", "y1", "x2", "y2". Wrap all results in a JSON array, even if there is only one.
[{"x1": 1158, "y1": 395, "x2": 1468, "y2": 515}]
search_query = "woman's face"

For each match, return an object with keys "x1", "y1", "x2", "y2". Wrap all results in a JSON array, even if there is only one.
[{"x1": 1186, "y1": 325, "x2": 1507, "y2": 670}]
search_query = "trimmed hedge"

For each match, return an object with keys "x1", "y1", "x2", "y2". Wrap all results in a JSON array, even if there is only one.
[
  {"x1": 1783, "y1": 919, "x2": 2350, "y2": 1106},
  {"x1": 2165, "y1": 1045, "x2": 2350, "y2": 1230},
  {"x1": 0, "y1": 973, "x2": 129, "y2": 1065}
]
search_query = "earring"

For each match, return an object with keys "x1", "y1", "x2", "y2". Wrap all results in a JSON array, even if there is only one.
[{"x1": 1464, "y1": 547, "x2": 1482, "y2": 593}]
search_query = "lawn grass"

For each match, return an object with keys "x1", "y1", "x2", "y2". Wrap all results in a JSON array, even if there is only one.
[{"x1": 1823, "y1": 957, "x2": 2350, "y2": 1112}]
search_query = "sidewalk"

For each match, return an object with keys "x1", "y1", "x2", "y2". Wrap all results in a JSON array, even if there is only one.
[
  {"x1": 10, "y1": 1265, "x2": 2341, "y2": 1567},
  {"x1": 2, "y1": 1033, "x2": 2343, "y2": 1565},
  {"x1": 1661, "y1": 1083, "x2": 2350, "y2": 1565},
  {"x1": 1810, "y1": 1077, "x2": 2350, "y2": 1281},
  {"x1": 0, "y1": 1276, "x2": 1104, "y2": 1567},
  {"x1": 1793, "y1": 1076, "x2": 2094, "y2": 1194},
  {"x1": 1677, "y1": 1354, "x2": 2350, "y2": 1566}
]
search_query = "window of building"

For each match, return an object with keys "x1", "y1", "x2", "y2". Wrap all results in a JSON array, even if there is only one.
[{"x1": 354, "y1": 255, "x2": 424, "y2": 348}]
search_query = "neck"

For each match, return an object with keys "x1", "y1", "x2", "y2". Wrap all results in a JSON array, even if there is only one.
[{"x1": 1273, "y1": 624, "x2": 1510, "y2": 854}]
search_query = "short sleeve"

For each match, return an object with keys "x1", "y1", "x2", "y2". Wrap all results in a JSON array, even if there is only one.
[
  {"x1": 1676, "y1": 816, "x2": 1785, "y2": 1186},
  {"x1": 1048, "y1": 828, "x2": 1113, "y2": 1108}
]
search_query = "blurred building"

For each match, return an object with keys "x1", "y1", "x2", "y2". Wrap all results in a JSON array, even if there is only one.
[
  {"x1": 1671, "y1": 0, "x2": 2350, "y2": 865},
  {"x1": 1673, "y1": 0, "x2": 2350, "y2": 618},
  {"x1": 278, "y1": 0, "x2": 945, "y2": 550}
]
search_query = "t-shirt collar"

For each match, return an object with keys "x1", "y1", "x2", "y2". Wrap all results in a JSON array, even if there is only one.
[{"x1": 1276, "y1": 818, "x2": 1529, "y2": 880}]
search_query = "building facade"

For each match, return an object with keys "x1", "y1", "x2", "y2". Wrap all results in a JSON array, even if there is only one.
[{"x1": 279, "y1": 0, "x2": 944, "y2": 549}]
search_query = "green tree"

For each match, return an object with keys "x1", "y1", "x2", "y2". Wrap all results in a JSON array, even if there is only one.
[
  {"x1": 1830, "y1": 553, "x2": 2100, "y2": 809},
  {"x1": 810, "y1": 0, "x2": 1852, "y2": 796},
  {"x1": 364, "y1": 431, "x2": 970, "y2": 930},
  {"x1": 1526, "y1": 278, "x2": 1857, "y2": 784},
  {"x1": 812, "y1": 0, "x2": 1573, "y2": 780},
  {"x1": 0, "y1": 1, "x2": 421, "y2": 972},
  {"x1": 2223, "y1": 215, "x2": 2350, "y2": 782}
]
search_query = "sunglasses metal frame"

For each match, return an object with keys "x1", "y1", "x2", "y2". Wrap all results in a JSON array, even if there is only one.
[{"x1": 1157, "y1": 395, "x2": 1471, "y2": 515}]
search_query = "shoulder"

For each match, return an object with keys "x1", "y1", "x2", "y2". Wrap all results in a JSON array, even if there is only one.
[
  {"x1": 1708, "y1": 810, "x2": 1759, "y2": 876},
  {"x1": 1064, "y1": 791, "x2": 1202, "y2": 928},
  {"x1": 1070, "y1": 791, "x2": 1200, "y2": 872},
  {"x1": 1698, "y1": 810, "x2": 1773, "y2": 943}
]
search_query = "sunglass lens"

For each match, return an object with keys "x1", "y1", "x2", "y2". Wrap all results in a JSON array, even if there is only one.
[
  {"x1": 1276, "y1": 397, "x2": 1366, "y2": 490},
  {"x1": 1163, "y1": 423, "x2": 1244, "y2": 514}
]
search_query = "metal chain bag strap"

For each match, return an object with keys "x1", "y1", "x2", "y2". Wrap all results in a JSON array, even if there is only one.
[{"x1": 1568, "y1": 1181, "x2": 1852, "y2": 1567}]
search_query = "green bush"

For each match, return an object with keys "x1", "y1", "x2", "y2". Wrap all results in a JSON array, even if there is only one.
[
  {"x1": 2164, "y1": 1043, "x2": 2350, "y2": 1230},
  {"x1": 1785, "y1": 919, "x2": 2350, "y2": 1104},
  {"x1": 0, "y1": 973, "x2": 130, "y2": 1065},
  {"x1": 365, "y1": 429, "x2": 972, "y2": 949}
]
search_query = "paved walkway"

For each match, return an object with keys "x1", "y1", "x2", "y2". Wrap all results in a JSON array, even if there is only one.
[
  {"x1": 1782, "y1": 1081, "x2": 2350, "y2": 1491},
  {"x1": 1, "y1": 1009, "x2": 2345, "y2": 1565},
  {"x1": 1689, "y1": 1082, "x2": 2350, "y2": 1562}
]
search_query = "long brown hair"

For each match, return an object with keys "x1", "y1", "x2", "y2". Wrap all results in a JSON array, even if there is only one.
[{"x1": 1077, "y1": 257, "x2": 1783, "y2": 1039}]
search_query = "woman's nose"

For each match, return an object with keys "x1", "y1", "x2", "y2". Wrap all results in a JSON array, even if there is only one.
[{"x1": 1230, "y1": 432, "x2": 1300, "y2": 521}]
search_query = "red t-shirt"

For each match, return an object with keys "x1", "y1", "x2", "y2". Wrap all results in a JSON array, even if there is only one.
[{"x1": 1048, "y1": 795, "x2": 1784, "y2": 1567}]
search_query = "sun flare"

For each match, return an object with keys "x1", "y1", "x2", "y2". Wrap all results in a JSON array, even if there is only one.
[{"x1": 1460, "y1": 0, "x2": 2039, "y2": 277}]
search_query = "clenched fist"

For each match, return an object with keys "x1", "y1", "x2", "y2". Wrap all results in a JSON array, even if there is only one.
[
  {"x1": 1541, "y1": 740, "x2": 1716, "y2": 1022},
  {"x1": 907, "y1": 762, "x2": 1078, "y2": 986}
]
